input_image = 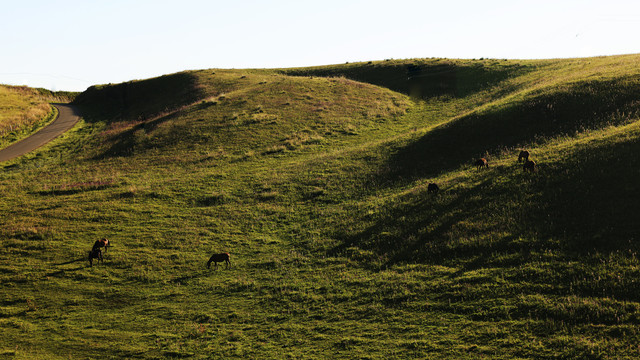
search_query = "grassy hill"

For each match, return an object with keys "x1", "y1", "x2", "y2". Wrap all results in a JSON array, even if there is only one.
[
  {"x1": 282, "y1": 57, "x2": 530, "y2": 99},
  {"x1": 0, "y1": 86, "x2": 54, "y2": 149},
  {"x1": 2, "y1": 54, "x2": 640, "y2": 358},
  {"x1": 0, "y1": 86, "x2": 77, "y2": 149}
]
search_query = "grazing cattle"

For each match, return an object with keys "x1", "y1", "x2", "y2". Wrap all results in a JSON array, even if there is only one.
[
  {"x1": 92, "y1": 238, "x2": 110, "y2": 253},
  {"x1": 88, "y1": 248, "x2": 103, "y2": 267},
  {"x1": 427, "y1": 183, "x2": 439, "y2": 194},
  {"x1": 474, "y1": 158, "x2": 489, "y2": 170},
  {"x1": 523, "y1": 160, "x2": 536, "y2": 172},
  {"x1": 518, "y1": 150, "x2": 530, "y2": 163},
  {"x1": 207, "y1": 253, "x2": 231, "y2": 270}
]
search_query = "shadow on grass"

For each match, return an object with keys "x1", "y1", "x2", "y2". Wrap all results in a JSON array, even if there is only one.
[
  {"x1": 47, "y1": 263, "x2": 86, "y2": 277},
  {"x1": 334, "y1": 125, "x2": 640, "y2": 268},
  {"x1": 74, "y1": 72, "x2": 203, "y2": 123},
  {"x1": 36, "y1": 184, "x2": 115, "y2": 196},
  {"x1": 331, "y1": 175, "x2": 542, "y2": 269},
  {"x1": 49, "y1": 256, "x2": 115, "y2": 276},
  {"x1": 385, "y1": 77, "x2": 640, "y2": 182},
  {"x1": 72, "y1": 71, "x2": 209, "y2": 158},
  {"x1": 54, "y1": 258, "x2": 84, "y2": 266},
  {"x1": 523, "y1": 135, "x2": 640, "y2": 253},
  {"x1": 92, "y1": 110, "x2": 185, "y2": 159},
  {"x1": 172, "y1": 270, "x2": 211, "y2": 284},
  {"x1": 284, "y1": 60, "x2": 527, "y2": 99}
]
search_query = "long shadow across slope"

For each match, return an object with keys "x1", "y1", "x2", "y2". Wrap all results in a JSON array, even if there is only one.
[{"x1": 385, "y1": 76, "x2": 640, "y2": 182}]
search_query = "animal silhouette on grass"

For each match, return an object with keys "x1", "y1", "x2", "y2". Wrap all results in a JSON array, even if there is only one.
[
  {"x1": 518, "y1": 150, "x2": 530, "y2": 162},
  {"x1": 474, "y1": 158, "x2": 489, "y2": 170},
  {"x1": 207, "y1": 253, "x2": 231, "y2": 270},
  {"x1": 523, "y1": 160, "x2": 536, "y2": 172},
  {"x1": 88, "y1": 248, "x2": 103, "y2": 267}
]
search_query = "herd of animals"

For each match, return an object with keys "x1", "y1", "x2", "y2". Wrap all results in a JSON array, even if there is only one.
[
  {"x1": 87, "y1": 150, "x2": 535, "y2": 268},
  {"x1": 87, "y1": 237, "x2": 231, "y2": 269},
  {"x1": 427, "y1": 149, "x2": 536, "y2": 194}
]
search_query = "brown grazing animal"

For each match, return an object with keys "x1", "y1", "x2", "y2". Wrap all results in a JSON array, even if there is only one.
[
  {"x1": 474, "y1": 158, "x2": 489, "y2": 170},
  {"x1": 92, "y1": 238, "x2": 110, "y2": 253},
  {"x1": 523, "y1": 160, "x2": 536, "y2": 172},
  {"x1": 518, "y1": 150, "x2": 530, "y2": 163},
  {"x1": 88, "y1": 248, "x2": 103, "y2": 267},
  {"x1": 207, "y1": 253, "x2": 231, "y2": 269},
  {"x1": 427, "y1": 183, "x2": 439, "y2": 194}
]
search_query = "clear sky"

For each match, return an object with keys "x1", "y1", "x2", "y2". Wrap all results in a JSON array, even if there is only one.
[{"x1": 1, "y1": 0, "x2": 639, "y2": 91}]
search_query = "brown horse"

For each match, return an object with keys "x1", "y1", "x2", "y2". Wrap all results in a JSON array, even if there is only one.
[
  {"x1": 474, "y1": 158, "x2": 489, "y2": 170},
  {"x1": 518, "y1": 150, "x2": 530, "y2": 163},
  {"x1": 523, "y1": 160, "x2": 536, "y2": 172},
  {"x1": 88, "y1": 248, "x2": 103, "y2": 267},
  {"x1": 92, "y1": 238, "x2": 110, "y2": 253},
  {"x1": 207, "y1": 253, "x2": 231, "y2": 269}
]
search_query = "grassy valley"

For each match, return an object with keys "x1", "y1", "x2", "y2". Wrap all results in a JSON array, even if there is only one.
[{"x1": 2, "y1": 55, "x2": 640, "y2": 359}]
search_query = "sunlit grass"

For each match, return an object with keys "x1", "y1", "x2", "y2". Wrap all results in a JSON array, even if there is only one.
[
  {"x1": 0, "y1": 85, "x2": 77, "y2": 149},
  {"x1": 0, "y1": 86, "x2": 53, "y2": 146},
  {"x1": 2, "y1": 54, "x2": 640, "y2": 358}
]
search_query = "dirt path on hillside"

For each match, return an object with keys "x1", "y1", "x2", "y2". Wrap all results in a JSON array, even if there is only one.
[{"x1": 0, "y1": 103, "x2": 80, "y2": 162}]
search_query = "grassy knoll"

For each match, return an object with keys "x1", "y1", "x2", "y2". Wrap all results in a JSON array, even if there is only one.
[
  {"x1": 2, "y1": 55, "x2": 640, "y2": 359},
  {"x1": 282, "y1": 57, "x2": 531, "y2": 100}
]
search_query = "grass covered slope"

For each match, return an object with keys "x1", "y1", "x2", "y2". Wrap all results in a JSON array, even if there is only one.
[
  {"x1": 75, "y1": 69, "x2": 411, "y2": 159},
  {"x1": 0, "y1": 86, "x2": 55, "y2": 148},
  {"x1": 282, "y1": 58, "x2": 530, "y2": 99},
  {"x1": 0, "y1": 85, "x2": 77, "y2": 149},
  {"x1": 2, "y1": 55, "x2": 640, "y2": 358}
]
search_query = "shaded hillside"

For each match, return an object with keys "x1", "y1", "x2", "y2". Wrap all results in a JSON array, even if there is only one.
[
  {"x1": 322, "y1": 56, "x2": 640, "y2": 263},
  {"x1": 282, "y1": 58, "x2": 531, "y2": 99},
  {"x1": 336, "y1": 122, "x2": 640, "y2": 262},
  {"x1": 73, "y1": 71, "x2": 206, "y2": 122},
  {"x1": 387, "y1": 74, "x2": 640, "y2": 180}
]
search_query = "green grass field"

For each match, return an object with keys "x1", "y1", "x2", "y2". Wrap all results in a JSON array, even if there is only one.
[{"x1": 2, "y1": 54, "x2": 640, "y2": 359}]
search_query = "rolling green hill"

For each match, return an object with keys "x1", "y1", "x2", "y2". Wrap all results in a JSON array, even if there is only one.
[{"x1": 2, "y1": 54, "x2": 640, "y2": 359}]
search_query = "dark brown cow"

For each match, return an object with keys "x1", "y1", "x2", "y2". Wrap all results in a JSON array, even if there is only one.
[
  {"x1": 427, "y1": 183, "x2": 439, "y2": 194},
  {"x1": 474, "y1": 158, "x2": 489, "y2": 170},
  {"x1": 88, "y1": 248, "x2": 103, "y2": 267},
  {"x1": 207, "y1": 253, "x2": 231, "y2": 269},
  {"x1": 523, "y1": 160, "x2": 536, "y2": 172},
  {"x1": 518, "y1": 150, "x2": 530, "y2": 163}
]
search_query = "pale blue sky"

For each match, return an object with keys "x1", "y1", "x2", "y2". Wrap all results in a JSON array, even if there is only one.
[{"x1": 1, "y1": 0, "x2": 639, "y2": 91}]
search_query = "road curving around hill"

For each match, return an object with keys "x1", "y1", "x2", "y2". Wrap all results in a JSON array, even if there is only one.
[{"x1": 0, "y1": 103, "x2": 80, "y2": 163}]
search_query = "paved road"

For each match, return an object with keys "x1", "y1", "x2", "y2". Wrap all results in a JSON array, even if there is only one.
[{"x1": 0, "y1": 103, "x2": 80, "y2": 162}]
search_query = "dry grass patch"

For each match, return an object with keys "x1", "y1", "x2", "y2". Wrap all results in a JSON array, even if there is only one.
[{"x1": 0, "y1": 85, "x2": 52, "y2": 138}]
